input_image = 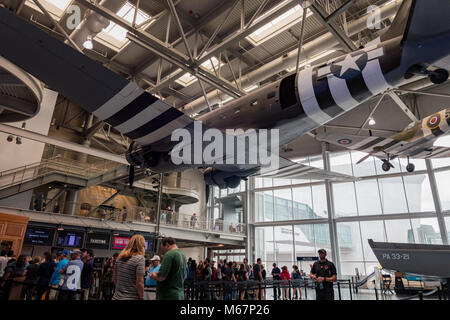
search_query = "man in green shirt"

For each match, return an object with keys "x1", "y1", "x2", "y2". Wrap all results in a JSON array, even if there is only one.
[{"x1": 149, "y1": 237, "x2": 187, "y2": 300}]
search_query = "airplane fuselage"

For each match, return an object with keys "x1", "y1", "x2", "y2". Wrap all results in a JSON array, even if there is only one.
[{"x1": 200, "y1": 33, "x2": 450, "y2": 148}]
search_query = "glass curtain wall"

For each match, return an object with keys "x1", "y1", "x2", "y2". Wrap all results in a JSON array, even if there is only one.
[{"x1": 250, "y1": 152, "x2": 450, "y2": 276}]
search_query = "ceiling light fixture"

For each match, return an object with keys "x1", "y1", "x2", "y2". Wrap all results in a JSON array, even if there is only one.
[
  {"x1": 57, "y1": 225, "x2": 64, "y2": 231},
  {"x1": 368, "y1": 118, "x2": 376, "y2": 126},
  {"x1": 83, "y1": 35, "x2": 93, "y2": 50}
]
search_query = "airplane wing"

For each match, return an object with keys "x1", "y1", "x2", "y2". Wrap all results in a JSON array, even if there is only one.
[
  {"x1": 315, "y1": 132, "x2": 401, "y2": 157},
  {"x1": 254, "y1": 156, "x2": 356, "y2": 181},
  {"x1": 0, "y1": 7, "x2": 194, "y2": 149},
  {"x1": 316, "y1": 132, "x2": 450, "y2": 161},
  {"x1": 0, "y1": 8, "x2": 355, "y2": 185}
]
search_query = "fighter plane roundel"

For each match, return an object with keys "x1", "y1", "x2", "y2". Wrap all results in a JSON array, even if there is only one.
[
  {"x1": 337, "y1": 138, "x2": 352, "y2": 145},
  {"x1": 330, "y1": 52, "x2": 369, "y2": 79},
  {"x1": 426, "y1": 113, "x2": 442, "y2": 130}
]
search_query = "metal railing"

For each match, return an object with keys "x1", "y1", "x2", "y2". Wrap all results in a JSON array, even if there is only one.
[
  {"x1": 28, "y1": 203, "x2": 247, "y2": 236},
  {"x1": 0, "y1": 156, "x2": 120, "y2": 190},
  {"x1": 128, "y1": 207, "x2": 246, "y2": 236},
  {"x1": 133, "y1": 177, "x2": 201, "y2": 194}
]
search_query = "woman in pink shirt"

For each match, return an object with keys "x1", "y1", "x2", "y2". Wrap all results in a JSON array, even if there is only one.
[{"x1": 280, "y1": 266, "x2": 291, "y2": 300}]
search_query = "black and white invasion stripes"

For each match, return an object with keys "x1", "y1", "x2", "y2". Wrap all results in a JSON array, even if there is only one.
[
  {"x1": 93, "y1": 82, "x2": 193, "y2": 147},
  {"x1": 297, "y1": 42, "x2": 390, "y2": 126}
]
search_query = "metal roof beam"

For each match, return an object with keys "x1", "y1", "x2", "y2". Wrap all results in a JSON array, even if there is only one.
[
  {"x1": 326, "y1": 0, "x2": 357, "y2": 23},
  {"x1": 75, "y1": 0, "x2": 244, "y2": 98},
  {"x1": 127, "y1": 33, "x2": 243, "y2": 98},
  {"x1": 387, "y1": 91, "x2": 419, "y2": 122},
  {"x1": 198, "y1": 0, "x2": 299, "y2": 65},
  {"x1": 308, "y1": 2, "x2": 357, "y2": 52},
  {"x1": 132, "y1": 0, "x2": 239, "y2": 75}
]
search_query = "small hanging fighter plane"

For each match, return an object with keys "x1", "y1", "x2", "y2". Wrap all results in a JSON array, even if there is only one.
[
  {"x1": 315, "y1": 108, "x2": 450, "y2": 172},
  {"x1": 0, "y1": 0, "x2": 450, "y2": 189}
]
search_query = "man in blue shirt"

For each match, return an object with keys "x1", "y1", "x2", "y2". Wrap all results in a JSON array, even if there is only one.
[
  {"x1": 58, "y1": 251, "x2": 84, "y2": 300},
  {"x1": 48, "y1": 250, "x2": 69, "y2": 300},
  {"x1": 271, "y1": 263, "x2": 281, "y2": 300},
  {"x1": 80, "y1": 248, "x2": 94, "y2": 300},
  {"x1": 144, "y1": 255, "x2": 161, "y2": 300}
]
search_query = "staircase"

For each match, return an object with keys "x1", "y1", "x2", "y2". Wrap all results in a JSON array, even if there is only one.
[
  {"x1": 0, "y1": 157, "x2": 201, "y2": 205},
  {"x1": 0, "y1": 157, "x2": 125, "y2": 199}
]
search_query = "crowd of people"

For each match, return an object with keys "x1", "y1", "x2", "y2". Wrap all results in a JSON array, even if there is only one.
[
  {"x1": 183, "y1": 257, "x2": 310, "y2": 300},
  {"x1": 0, "y1": 247, "x2": 96, "y2": 300},
  {"x1": 0, "y1": 239, "x2": 336, "y2": 301}
]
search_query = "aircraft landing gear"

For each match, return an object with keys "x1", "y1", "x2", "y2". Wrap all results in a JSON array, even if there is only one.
[
  {"x1": 405, "y1": 65, "x2": 449, "y2": 84},
  {"x1": 406, "y1": 163, "x2": 415, "y2": 172},
  {"x1": 406, "y1": 157, "x2": 415, "y2": 173},
  {"x1": 381, "y1": 160, "x2": 393, "y2": 172}
]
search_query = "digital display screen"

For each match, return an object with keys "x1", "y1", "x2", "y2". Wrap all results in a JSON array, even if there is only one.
[
  {"x1": 112, "y1": 236, "x2": 152, "y2": 251},
  {"x1": 86, "y1": 233, "x2": 110, "y2": 250},
  {"x1": 24, "y1": 227, "x2": 54, "y2": 246},
  {"x1": 56, "y1": 230, "x2": 84, "y2": 248}
]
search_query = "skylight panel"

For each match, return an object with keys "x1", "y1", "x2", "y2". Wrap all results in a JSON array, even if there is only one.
[
  {"x1": 175, "y1": 57, "x2": 224, "y2": 87},
  {"x1": 96, "y1": 2, "x2": 151, "y2": 50},
  {"x1": 25, "y1": 0, "x2": 72, "y2": 20},
  {"x1": 246, "y1": 3, "x2": 312, "y2": 46}
]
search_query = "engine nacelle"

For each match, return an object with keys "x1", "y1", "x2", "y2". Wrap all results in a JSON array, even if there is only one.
[
  {"x1": 204, "y1": 169, "x2": 246, "y2": 189},
  {"x1": 126, "y1": 144, "x2": 170, "y2": 170}
]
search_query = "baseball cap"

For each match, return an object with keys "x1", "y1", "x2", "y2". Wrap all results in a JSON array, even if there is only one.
[
  {"x1": 318, "y1": 249, "x2": 327, "y2": 255},
  {"x1": 150, "y1": 255, "x2": 160, "y2": 261},
  {"x1": 70, "y1": 250, "x2": 81, "y2": 256},
  {"x1": 58, "y1": 250, "x2": 69, "y2": 256}
]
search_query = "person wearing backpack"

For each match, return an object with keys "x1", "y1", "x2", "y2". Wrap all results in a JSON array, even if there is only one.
[
  {"x1": 291, "y1": 265, "x2": 302, "y2": 300},
  {"x1": 144, "y1": 255, "x2": 160, "y2": 300}
]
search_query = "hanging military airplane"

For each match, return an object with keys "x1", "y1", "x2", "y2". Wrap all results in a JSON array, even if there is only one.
[
  {"x1": 315, "y1": 108, "x2": 450, "y2": 172},
  {"x1": 0, "y1": 0, "x2": 449, "y2": 189}
]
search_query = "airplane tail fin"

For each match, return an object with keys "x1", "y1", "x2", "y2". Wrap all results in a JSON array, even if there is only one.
[{"x1": 381, "y1": 0, "x2": 450, "y2": 43}]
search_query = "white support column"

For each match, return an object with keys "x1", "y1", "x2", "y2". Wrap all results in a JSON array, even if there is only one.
[
  {"x1": 246, "y1": 177, "x2": 255, "y2": 265},
  {"x1": 425, "y1": 159, "x2": 449, "y2": 244},
  {"x1": 322, "y1": 142, "x2": 341, "y2": 277}
]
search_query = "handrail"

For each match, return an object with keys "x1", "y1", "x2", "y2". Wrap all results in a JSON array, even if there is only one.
[
  {"x1": 0, "y1": 157, "x2": 122, "y2": 190},
  {"x1": 127, "y1": 207, "x2": 246, "y2": 236}
]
